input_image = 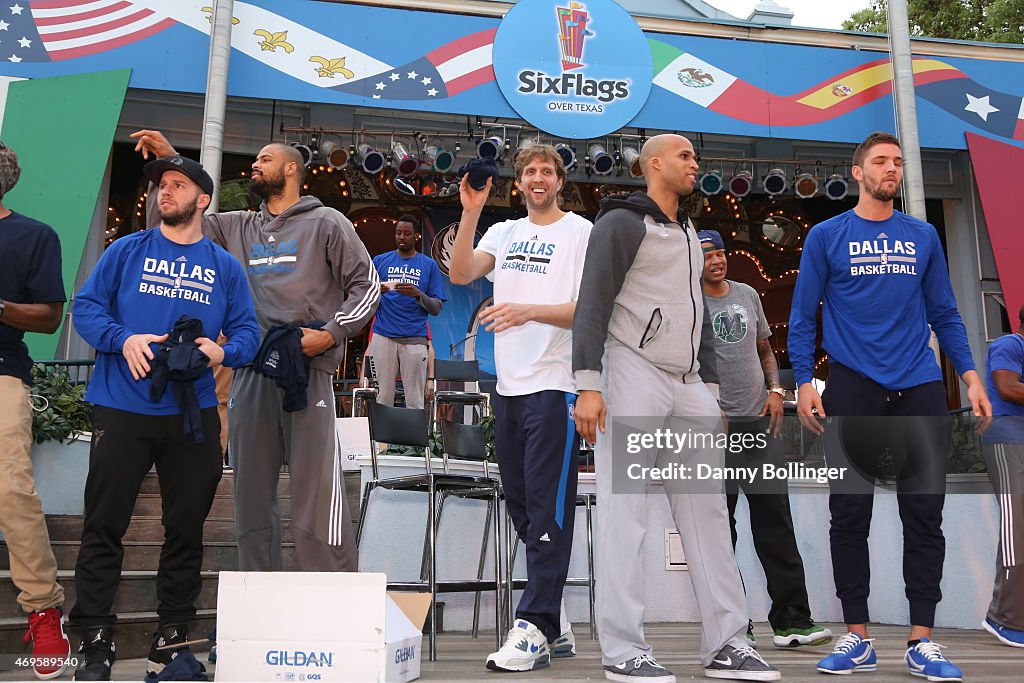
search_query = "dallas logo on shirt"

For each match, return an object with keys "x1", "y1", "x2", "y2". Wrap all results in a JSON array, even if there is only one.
[
  {"x1": 248, "y1": 239, "x2": 299, "y2": 275},
  {"x1": 138, "y1": 256, "x2": 215, "y2": 304},
  {"x1": 501, "y1": 240, "x2": 556, "y2": 274},
  {"x1": 385, "y1": 264, "x2": 422, "y2": 285},
  {"x1": 848, "y1": 233, "x2": 918, "y2": 277}
]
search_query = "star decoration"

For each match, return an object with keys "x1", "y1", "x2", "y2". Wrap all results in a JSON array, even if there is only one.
[
  {"x1": 388, "y1": 72, "x2": 399, "y2": 81},
  {"x1": 421, "y1": 77, "x2": 432, "y2": 85},
  {"x1": 17, "y1": 36, "x2": 29, "y2": 48},
  {"x1": 0, "y1": 20, "x2": 9, "y2": 30},
  {"x1": 406, "y1": 70, "x2": 418, "y2": 79},
  {"x1": 427, "y1": 88, "x2": 438, "y2": 97},
  {"x1": 7, "y1": 53, "x2": 20, "y2": 62},
  {"x1": 9, "y1": 4, "x2": 22, "y2": 15},
  {"x1": 375, "y1": 81, "x2": 386, "y2": 91},
  {"x1": 964, "y1": 93, "x2": 999, "y2": 122}
]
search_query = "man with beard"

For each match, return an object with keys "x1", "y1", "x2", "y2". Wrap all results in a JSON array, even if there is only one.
[
  {"x1": 131, "y1": 131, "x2": 379, "y2": 575},
  {"x1": 790, "y1": 132, "x2": 990, "y2": 680},
  {"x1": 449, "y1": 144, "x2": 591, "y2": 672},
  {"x1": 71, "y1": 157, "x2": 258, "y2": 680},
  {"x1": 573, "y1": 134, "x2": 779, "y2": 682},
  {"x1": 367, "y1": 214, "x2": 445, "y2": 408}
]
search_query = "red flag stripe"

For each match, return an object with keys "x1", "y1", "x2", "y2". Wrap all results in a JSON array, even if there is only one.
[
  {"x1": 38, "y1": 7, "x2": 153, "y2": 41},
  {"x1": 46, "y1": 16, "x2": 174, "y2": 59},
  {"x1": 426, "y1": 29, "x2": 496, "y2": 67},
  {"x1": 33, "y1": 0, "x2": 132, "y2": 27},
  {"x1": 29, "y1": 0, "x2": 107, "y2": 8},
  {"x1": 445, "y1": 65, "x2": 494, "y2": 96}
]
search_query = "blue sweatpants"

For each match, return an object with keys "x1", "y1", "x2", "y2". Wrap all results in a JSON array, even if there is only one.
[{"x1": 493, "y1": 390, "x2": 580, "y2": 642}]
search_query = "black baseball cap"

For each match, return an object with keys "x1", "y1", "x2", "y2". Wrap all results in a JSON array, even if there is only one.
[{"x1": 143, "y1": 155, "x2": 215, "y2": 196}]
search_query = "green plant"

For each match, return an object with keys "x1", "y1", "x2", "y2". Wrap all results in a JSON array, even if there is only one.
[{"x1": 29, "y1": 365, "x2": 92, "y2": 444}]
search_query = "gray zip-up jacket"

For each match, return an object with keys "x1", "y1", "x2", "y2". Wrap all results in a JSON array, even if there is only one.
[
  {"x1": 202, "y1": 197, "x2": 380, "y2": 374},
  {"x1": 573, "y1": 191, "x2": 718, "y2": 392}
]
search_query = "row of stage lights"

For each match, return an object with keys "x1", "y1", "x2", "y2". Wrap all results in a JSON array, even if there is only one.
[
  {"x1": 697, "y1": 168, "x2": 850, "y2": 200},
  {"x1": 292, "y1": 133, "x2": 850, "y2": 201},
  {"x1": 291, "y1": 133, "x2": 645, "y2": 179}
]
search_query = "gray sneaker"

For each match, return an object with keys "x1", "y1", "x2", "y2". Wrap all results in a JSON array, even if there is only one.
[
  {"x1": 704, "y1": 644, "x2": 780, "y2": 681},
  {"x1": 604, "y1": 653, "x2": 676, "y2": 682}
]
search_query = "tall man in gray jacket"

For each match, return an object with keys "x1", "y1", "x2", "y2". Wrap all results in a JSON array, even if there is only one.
[
  {"x1": 132, "y1": 130, "x2": 379, "y2": 572},
  {"x1": 573, "y1": 134, "x2": 779, "y2": 683}
]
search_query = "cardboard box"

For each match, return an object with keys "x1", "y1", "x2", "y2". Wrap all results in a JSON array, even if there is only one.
[{"x1": 215, "y1": 572, "x2": 429, "y2": 682}]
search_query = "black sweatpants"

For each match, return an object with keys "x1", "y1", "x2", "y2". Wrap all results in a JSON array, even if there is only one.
[
  {"x1": 726, "y1": 417, "x2": 813, "y2": 631},
  {"x1": 494, "y1": 390, "x2": 580, "y2": 642},
  {"x1": 821, "y1": 363, "x2": 951, "y2": 627},
  {"x1": 70, "y1": 405, "x2": 222, "y2": 627}
]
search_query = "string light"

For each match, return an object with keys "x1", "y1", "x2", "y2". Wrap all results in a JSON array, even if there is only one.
[{"x1": 728, "y1": 250, "x2": 800, "y2": 283}]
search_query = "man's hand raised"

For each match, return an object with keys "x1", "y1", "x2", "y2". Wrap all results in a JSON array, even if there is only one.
[
  {"x1": 130, "y1": 130, "x2": 177, "y2": 160},
  {"x1": 459, "y1": 175, "x2": 491, "y2": 214}
]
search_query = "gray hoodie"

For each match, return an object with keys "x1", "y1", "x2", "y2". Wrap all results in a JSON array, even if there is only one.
[
  {"x1": 201, "y1": 196, "x2": 379, "y2": 374},
  {"x1": 573, "y1": 191, "x2": 718, "y2": 392}
]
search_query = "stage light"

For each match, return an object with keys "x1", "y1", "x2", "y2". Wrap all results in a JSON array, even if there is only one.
[
  {"x1": 622, "y1": 146, "x2": 641, "y2": 178},
  {"x1": 824, "y1": 174, "x2": 849, "y2": 200},
  {"x1": 477, "y1": 136, "x2": 504, "y2": 160},
  {"x1": 794, "y1": 173, "x2": 819, "y2": 199},
  {"x1": 763, "y1": 168, "x2": 788, "y2": 196},
  {"x1": 320, "y1": 140, "x2": 348, "y2": 169},
  {"x1": 391, "y1": 141, "x2": 419, "y2": 177},
  {"x1": 554, "y1": 143, "x2": 577, "y2": 172},
  {"x1": 291, "y1": 143, "x2": 313, "y2": 168},
  {"x1": 699, "y1": 170, "x2": 723, "y2": 195},
  {"x1": 588, "y1": 144, "x2": 614, "y2": 176},
  {"x1": 424, "y1": 144, "x2": 455, "y2": 173},
  {"x1": 514, "y1": 137, "x2": 538, "y2": 162},
  {"x1": 728, "y1": 170, "x2": 753, "y2": 197},
  {"x1": 356, "y1": 144, "x2": 386, "y2": 175}
]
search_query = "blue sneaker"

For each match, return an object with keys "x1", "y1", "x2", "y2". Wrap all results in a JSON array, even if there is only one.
[
  {"x1": 816, "y1": 632, "x2": 877, "y2": 675},
  {"x1": 983, "y1": 616, "x2": 1024, "y2": 648},
  {"x1": 904, "y1": 639, "x2": 962, "y2": 682}
]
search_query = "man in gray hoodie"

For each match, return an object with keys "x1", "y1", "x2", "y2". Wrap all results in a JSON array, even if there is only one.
[
  {"x1": 132, "y1": 130, "x2": 379, "y2": 573},
  {"x1": 573, "y1": 134, "x2": 779, "y2": 682}
]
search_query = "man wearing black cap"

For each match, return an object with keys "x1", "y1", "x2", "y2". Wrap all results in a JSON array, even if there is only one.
[
  {"x1": 699, "y1": 228, "x2": 831, "y2": 651},
  {"x1": 0, "y1": 141, "x2": 73, "y2": 680},
  {"x1": 71, "y1": 156, "x2": 259, "y2": 680},
  {"x1": 131, "y1": 130, "x2": 379, "y2": 576}
]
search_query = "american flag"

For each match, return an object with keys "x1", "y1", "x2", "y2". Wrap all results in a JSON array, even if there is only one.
[
  {"x1": 6, "y1": 0, "x2": 174, "y2": 63},
  {"x1": 332, "y1": 29, "x2": 495, "y2": 101}
]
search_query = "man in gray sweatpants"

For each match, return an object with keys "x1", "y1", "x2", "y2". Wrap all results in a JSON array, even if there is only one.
[
  {"x1": 132, "y1": 130, "x2": 380, "y2": 572},
  {"x1": 573, "y1": 135, "x2": 779, "y2": 683}
]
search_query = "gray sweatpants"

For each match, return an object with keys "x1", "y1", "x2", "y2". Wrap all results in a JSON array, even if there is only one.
[
  {"x1": 365, "y1": 334, "x2": 428, "y2": 409},
  {"x1": 595, "y1": 343, "x2": 748, "y2": 667},
  {"x1": 985, "y1": 442, "x2": 1024, "y2": 630},
  {"x1": 230, "y1": 367, "x2": 357, "y2": 572}
]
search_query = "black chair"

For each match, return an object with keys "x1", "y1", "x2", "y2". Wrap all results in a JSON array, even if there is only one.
[
  {"x1": 356, "y1": 402, "x2": 503, "y2": 660},
  {"x1": 431, "y1": 359, "x2": 490, "y2": 428}
]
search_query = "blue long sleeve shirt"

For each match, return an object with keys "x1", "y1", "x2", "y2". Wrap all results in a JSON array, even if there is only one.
[
  {"x1": 789, "y1": 209, "x2": 975, "y2": 390},
  {"x1": 74, "y1": 228, "x2": 258, "y2": 415}
]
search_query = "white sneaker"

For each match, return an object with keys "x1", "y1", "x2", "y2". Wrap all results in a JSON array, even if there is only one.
[
  {"x1": 549, "y1": 624, "x2": 576, "y2": 658},
  {"x1": 485, "y1": 619, "x2": 551, "y2": 672}
]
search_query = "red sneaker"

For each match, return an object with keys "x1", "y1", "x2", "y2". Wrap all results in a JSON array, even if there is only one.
[{"x1": 22, "y1": 606, "x2": 71, "y2": 680}]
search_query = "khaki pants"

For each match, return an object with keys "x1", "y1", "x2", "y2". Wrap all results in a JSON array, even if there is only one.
[{"x1": 0, "y1": 376, "x2": 63, "y2": 613}]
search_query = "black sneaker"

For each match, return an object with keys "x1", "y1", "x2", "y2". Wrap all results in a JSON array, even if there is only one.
[
  {"x1": 147, "y1": 623, "x2": 190, "y2": 674},
  {"x1": 604, "y1": 653, "x2": 676, "y2": 682},
  {"x1": 74, "y1": 626, "x2": 115, "y2": 681},
  {"x1": 704, "y1": 644, "x2": 780, "y2": 681}
]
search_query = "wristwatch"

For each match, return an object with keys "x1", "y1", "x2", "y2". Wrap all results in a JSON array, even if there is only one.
[{"x1": 768, "y1": 386, "x2": 786, "y2": 398}]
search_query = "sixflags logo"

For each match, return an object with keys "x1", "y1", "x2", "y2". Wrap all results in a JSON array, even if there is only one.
[{"x1": 556, "y1": 3, "x2": 593, "y2": 71}]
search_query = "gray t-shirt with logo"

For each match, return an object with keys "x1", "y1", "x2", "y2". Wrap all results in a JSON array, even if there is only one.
[{"x1": 706, "y1": 280, "x2": 771, "y2": 419}]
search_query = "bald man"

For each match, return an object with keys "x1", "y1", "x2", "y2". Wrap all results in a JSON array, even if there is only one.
[
  {"x1": 132, "y1": 131, "x2": 380, "y2": 573},
  {"x1": 573, "y1": 135, "x2": 780, "y2": 682}
]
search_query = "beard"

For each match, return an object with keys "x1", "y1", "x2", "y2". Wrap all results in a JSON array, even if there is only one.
[
  {"x1": 250, "y1": 171, "x2": 286, "y2": 199},
  {"x1": 160, "y1": 196, "x2": 200, "y2": 227},
  {"x1": 523, "y1": 189, "x2": 558, "y2": 212},
  {"x1": 865, "y1": 176, "x2": 900, "y2": 202}
]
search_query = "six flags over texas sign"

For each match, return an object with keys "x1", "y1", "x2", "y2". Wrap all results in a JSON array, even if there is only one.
[{"x1": 493, "y1": 0, "x2": 653, "y2": 139}]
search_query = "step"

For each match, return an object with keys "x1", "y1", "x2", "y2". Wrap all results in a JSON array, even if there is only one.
[
  {"x1": 0, "y1": 610, "x2": 216, "y2": 662},
  {"x1": 0, "y1": 540, "x2": 298, "y2": 573},
  {"x1": 41, "y1": 517, "x2": 294, "y2": 544},
  {"x1": 138, "y1": 470, "x2": 291, "y2": 498},
  {"x1": 0, "y1": 571, "x2": 219, "y2": 620},
  {"x1": 131, "y1": 494, "x2": 292, "y2": 518}
]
